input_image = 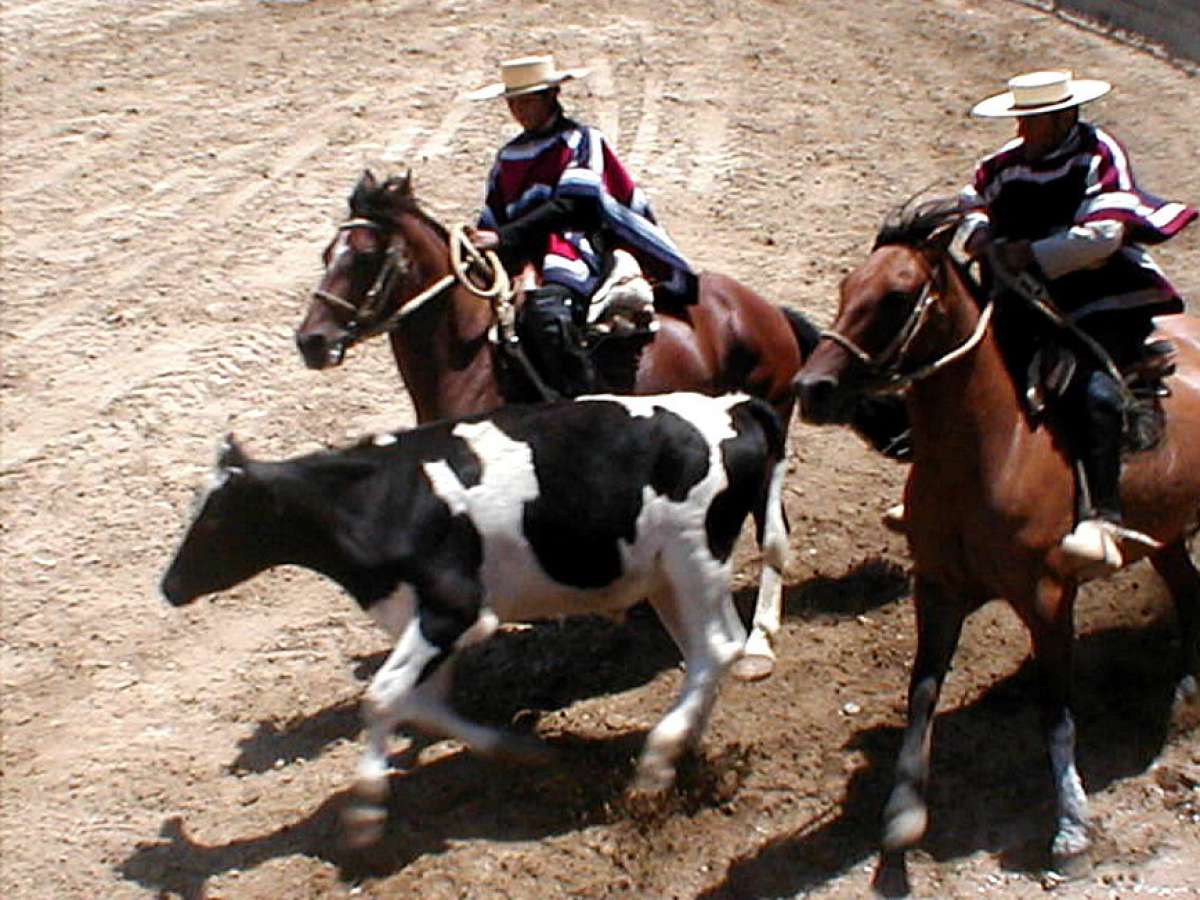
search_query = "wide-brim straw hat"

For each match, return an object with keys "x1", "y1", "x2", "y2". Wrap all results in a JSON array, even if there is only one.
[
  {"x1": 465, "y1": 55, "x2": 590, "y2": 101},
  {"x1": 971, "y1": 70, "x2": 1111, "y2": 118}
]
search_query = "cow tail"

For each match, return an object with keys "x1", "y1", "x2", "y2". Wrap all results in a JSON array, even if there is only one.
[{"x1": 742, "y1": 397, "x2": 788, "y2": 572}]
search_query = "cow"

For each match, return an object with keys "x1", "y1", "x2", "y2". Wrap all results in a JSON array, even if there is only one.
[{"x1": 160, "y1": 392, "x2": 788, "y2": 845}]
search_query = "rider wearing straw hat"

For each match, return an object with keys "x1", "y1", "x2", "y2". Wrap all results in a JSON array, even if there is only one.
[
  {"x1": 465, "y1": 54, "x2": 696, "y2": 397},
  {"x1": 959, "y1": 70, "x2": 1196, "y2": 575}
]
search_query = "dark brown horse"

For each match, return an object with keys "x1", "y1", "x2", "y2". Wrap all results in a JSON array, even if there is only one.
[
  {"x1": 793, "y1": 199, "x2": 1200, "y2": 888},
  {"x1": 295, "y1": 171, "x2": 907, "y2": 681}
]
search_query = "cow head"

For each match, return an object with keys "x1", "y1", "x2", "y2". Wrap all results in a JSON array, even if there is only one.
[{"x1": 160, "y1": 435, "x2": 274, "y2": 606}]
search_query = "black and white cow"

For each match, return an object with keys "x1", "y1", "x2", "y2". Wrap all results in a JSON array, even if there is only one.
[{"x1": 161, "y1": 392, "x2": 787, "y2": 843}]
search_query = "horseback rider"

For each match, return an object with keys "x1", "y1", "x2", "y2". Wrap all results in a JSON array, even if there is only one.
[
  {"x1": 465, "y1": 54, "x2": 697, "y2": 397},
  {"x1": 958, "y1": 70, "x2": 1196, "y2": 574}
]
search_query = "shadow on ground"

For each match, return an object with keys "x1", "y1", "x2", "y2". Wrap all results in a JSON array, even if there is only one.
[{"x1": 699, "y1": 620, "x2": 1185, "y2": 898}]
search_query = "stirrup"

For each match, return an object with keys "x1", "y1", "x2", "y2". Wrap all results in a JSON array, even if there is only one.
[
  {"x1": 1060, "y1": 519, "x2": 1123, "y2": 577},
  {"x1": 882, "y1": 502, "x2": 907, "y2": 535}
]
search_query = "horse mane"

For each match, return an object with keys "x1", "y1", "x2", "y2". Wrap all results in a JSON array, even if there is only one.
[
  {"x1": 348, "y1": 171, "x2": 450, "y2": 243},
  {"x1": 873, "y1": 195, "x2": 965, "y2": 251}
]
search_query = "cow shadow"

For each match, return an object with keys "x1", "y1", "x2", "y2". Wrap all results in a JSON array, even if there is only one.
[
  {"x1": 117, "y1": 727, "x2": 746, "y2": 898},
  {"x1": 117, "y1": 560, "x2": 910, "y2": 896},
  {"x1": 698, "y1": 620, "x2": 1185, "y2": 898},
  {"x1": 227, "y1": 557, "x2": 911, "y2": 775}
]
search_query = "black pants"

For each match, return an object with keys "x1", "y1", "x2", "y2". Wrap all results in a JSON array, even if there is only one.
[
  {"x1": 1058, "y1": 311, "x2": 1154, "y2": 523},
  {"x1": 516, "y1": 284, "x2": 596, "y2": 398}
]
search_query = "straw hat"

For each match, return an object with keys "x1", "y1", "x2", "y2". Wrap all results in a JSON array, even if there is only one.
[
  {"x1": 465, "y1": 55, "x2": 590, "y2": 101},
  {"x1": 970, "y1": 70, "x2": 1111, "y2": 118}
]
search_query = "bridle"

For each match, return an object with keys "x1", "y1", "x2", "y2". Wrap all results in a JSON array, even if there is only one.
[
  {"x1": 310, "y1": 218, "x2": 512, "y2": 348},
  {"x1": 818, "y1": 255, "x2": 994, "y2": 394}
]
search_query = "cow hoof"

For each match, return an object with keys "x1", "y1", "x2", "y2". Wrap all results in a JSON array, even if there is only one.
[
  {"x1": 731, "y1": 653, "x2": 775, "y2": 682},
  {"x1": 493, "y1": 734, "x2": 555, "y2": 766},
  {"x1": 881, "y1": 785, "x2": 927, "y2": 851},
  {"x1": 341, "y1": 803, "x2": 388, "y2": 849},
  {"x1": 624, "y1": 783, "x2": 670, "y2": 819}
]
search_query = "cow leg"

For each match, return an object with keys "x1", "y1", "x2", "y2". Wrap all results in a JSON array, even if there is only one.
[
  {"x1": 734, "y1": 459, "x2": 789, "y2": 682},
  {"x1": 345, "y1": 598, "x2": 502, "y2": 847},
  {"x1": 1018, "y1": 578, "x2": 1091, "y2": 878},
  {"x1": 635, "y1": 568, "x2": 746, "y2": 794},
  {"x1": 1149, "y1": 538, "x2": 1200, "y2": 721},
  {"x1": 874, "y1": 577, "x2": 966, "y2": 896}
]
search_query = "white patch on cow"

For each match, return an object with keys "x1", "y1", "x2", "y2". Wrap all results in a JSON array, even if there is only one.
[
  {"x1": 579, "y1": 391, "x2": 747, "y2": 425},
  {"x1": 371, "y1": 433, "x2": 398, "y2": 447},
  {"x1": 367, "y1": 583, "x2": 418, "y2": 639}
]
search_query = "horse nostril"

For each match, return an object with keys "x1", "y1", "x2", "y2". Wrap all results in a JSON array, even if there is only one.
[{"x1": 295, "y1": 331, "x2": 328, "y2": 369}]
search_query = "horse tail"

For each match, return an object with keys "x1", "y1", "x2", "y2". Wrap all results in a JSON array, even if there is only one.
[{"x1": 779, "y1": 305, "x2": 822, "y2": 359}]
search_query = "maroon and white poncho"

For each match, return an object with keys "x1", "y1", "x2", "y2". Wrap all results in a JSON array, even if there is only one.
[
  {"x1": 961, "y1": 122, "x2": 1195, "y2": 319},
  {"x1": 479, "y1": 117, "x2": 696, "y2": 302}
]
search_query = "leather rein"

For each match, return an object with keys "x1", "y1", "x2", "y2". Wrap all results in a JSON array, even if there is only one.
[
  {"x1": 818, "y1": 257, "x2": 994, "y2": 394},
  {"x1": 310, "y1": 219, "x2": 512, "y2": 348}
]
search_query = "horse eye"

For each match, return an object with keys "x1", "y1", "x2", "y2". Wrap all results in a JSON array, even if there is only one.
[{"x1": 348, "y1": 228, "x2": 381, "y2": 255}]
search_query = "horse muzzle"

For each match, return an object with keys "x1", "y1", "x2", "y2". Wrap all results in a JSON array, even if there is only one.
[
  {"x1": 793, "y1": 372, "x2": 851, "y2": 425},
  {"x1": 295, "y1": 329, "x2": 347, "y2": 370}
]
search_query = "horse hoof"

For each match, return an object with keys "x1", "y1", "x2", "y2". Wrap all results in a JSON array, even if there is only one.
[
  {"x1": 1171, "y1": 677, "x2": 1200, "y2": 731},
  {"x1": 871, "y1": 850, "x2": 912, "y2": 898},
  {"x1": 1049, "y1": 848, "x2": 1093, "y2": 882},
  {"x1": 731, "y1": 653, "x2": 775, "y2": 682},
  {"x1": 341, "y1": 803, "x2": 388, "y2": 849}
]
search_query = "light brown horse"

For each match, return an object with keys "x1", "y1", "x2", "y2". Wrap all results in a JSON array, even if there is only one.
[
  {"x1": 295, "y1": 171, "x2": 908, "y2": 681},
  {"x1": 793, "y1": 199, "x2": 1200, "y2": 889}
]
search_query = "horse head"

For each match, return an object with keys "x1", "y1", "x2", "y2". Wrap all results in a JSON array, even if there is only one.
[
  {"x1": 295, "y1": 169, "x2": 444, "y2": 369},
  {"x1": 794, "y1": 197, "x2": 964, "y2": 424}
]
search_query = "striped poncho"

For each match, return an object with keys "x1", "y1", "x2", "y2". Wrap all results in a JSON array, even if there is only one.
[
  {"x1": 478, "y1": 116, "x2": 696, "y2": 303},
  {"x1": 961, "y1": 122, "x2": 1195, "y2": 319}
]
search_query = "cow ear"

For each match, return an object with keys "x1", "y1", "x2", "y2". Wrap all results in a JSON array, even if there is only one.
[{"x1": 218, "y1": 433, "x2": 248, "y2": 472}]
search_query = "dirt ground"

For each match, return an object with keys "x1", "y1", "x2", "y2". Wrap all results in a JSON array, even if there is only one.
[{"x1": 2, "y1": 0, "x2": 1199, "y2": 897}]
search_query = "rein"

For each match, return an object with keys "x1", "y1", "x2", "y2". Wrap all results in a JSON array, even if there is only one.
[
  {"x1": 820, "y1": 273, "x2": 995, "y2": 394},
  {"x1": 310, "y1": 219, "x2": 511, "y2": 346}
]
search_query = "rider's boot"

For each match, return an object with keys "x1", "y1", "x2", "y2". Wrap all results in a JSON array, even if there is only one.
[{"x1": 1060, "y1": 372, "x2": 1125, "y2": 577}]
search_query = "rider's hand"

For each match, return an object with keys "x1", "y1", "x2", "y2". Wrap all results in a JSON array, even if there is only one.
[
  {"x1": 993, "y1": 238, "x2": 1035, "y2": 271},
  {"x1": 469, "y1": 228, "x2": 500, "y2": 252},
  {"x1": 964, "y1": 224, "x2": 993, "y2": 261}
]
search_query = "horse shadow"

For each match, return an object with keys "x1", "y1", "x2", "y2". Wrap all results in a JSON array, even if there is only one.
[
  {"x1": 698, "y1": 619, "x2": 1185, "y2": 898},
  {"x1": 116, "y1": 560, "x2": 911, "y2": 895}
]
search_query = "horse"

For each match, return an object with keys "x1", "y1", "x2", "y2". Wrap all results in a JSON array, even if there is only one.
[
  {"x1": 295, "y1": 170, "x2": 906, "y2": 682},
  {"x1": 792, "y1": 198, "x2": 1200, "y2": 889}
]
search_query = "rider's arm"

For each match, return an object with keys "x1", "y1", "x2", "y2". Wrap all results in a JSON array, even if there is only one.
[
  {"x1": 1031, "y1": 221, "x2": 1125, "y2": 280},
  {"x1": 495, "y1": 193, "x2": 602, "y2": 261}
]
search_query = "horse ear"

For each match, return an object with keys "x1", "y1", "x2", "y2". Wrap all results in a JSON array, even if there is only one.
[
  {"x1": 218, "y1": 433, "x2": 249, "y2": 472},
  {"x1": 358, "y1": 169, "x2": 378, "y2": 192}
]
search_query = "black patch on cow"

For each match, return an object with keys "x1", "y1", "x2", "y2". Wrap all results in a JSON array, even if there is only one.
[
  {"x1": 493, "y1": 400, "x2": 711, "y2": 589},
  {"x1": 705, "y1": 400, "x2": 779, "y2": 562}
]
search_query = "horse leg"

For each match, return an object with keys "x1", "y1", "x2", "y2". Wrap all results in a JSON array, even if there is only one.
[
  {"x1": 733, "y1": 457, "x2": 789, "y2": 682},
  {"x1": 1149, "y1": 538, "x2": 1200, "y2": 721},
  {"x1": 880, "y1": 578, "x2": 967, "y2": 847},
  {"x1": 873, "y1": 578, "x2": 967, "y2": 895},
  {"x1": 1020, "y1": 578, "x2": 1092, "y2": 878}
]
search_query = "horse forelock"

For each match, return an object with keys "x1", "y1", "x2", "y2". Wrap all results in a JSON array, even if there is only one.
[
  {"x1": 347, "y1": 174, "x2": 449, "y2": 243},
  {"x1": 873, "y1": 196, "x2": 964, "y2": 251}
]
